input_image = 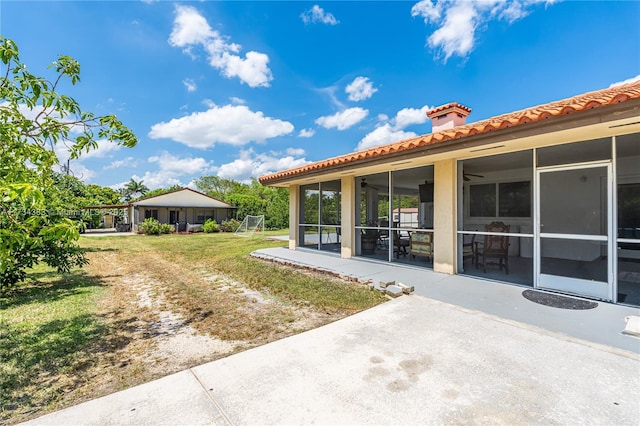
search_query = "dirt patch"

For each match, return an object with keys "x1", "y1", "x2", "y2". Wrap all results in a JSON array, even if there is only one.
[
  {"x1": 8, "y1": 242, "x2": 346, "y2": 424},
  {"x1": 5, "y1": 236, "x2": 381, "y2": 425}
]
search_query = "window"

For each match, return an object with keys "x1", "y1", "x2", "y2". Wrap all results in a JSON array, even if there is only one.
[
  {"x1": 470, "y1": 184, "x2": 496, "y2": 217},
  {"x1": 470, "y1": 182, "x2": 530, "y2": 218},
  {"x1": 144, "y1": 209, "x2": 158, "y2": 220},
  {"x1": 499, "y1": 181, "x2": 531, "y2": 217}
]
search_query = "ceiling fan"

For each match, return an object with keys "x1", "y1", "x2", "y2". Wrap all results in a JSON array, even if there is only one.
[
  {"x1": 463, "y1": 172, "x2": 484, "y2": 181},
  {"x1": 360, "y1": 179, "x2": 380, "y2": 190}
]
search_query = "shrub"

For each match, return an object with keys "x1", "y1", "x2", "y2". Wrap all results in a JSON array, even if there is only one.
[
  {"x1": 139, "y1": 218, "x2": 174, "y2": 235},
  {"x1": 202, "y1": 219, "x2": 219, "y2": 233},
  {"x1": 220, "y1": 218, "x2": 241, "y2": 232}
]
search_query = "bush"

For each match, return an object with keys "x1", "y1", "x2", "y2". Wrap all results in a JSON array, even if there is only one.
[
  {"x1": 202, "y1": 219, "x2": 219, "y2": 233},
  {"x1": 220, "y1": 218, "x2": 241, "y2": 232},
  {"x1": 139, "y1": 218, "x2": 174, "y2": 235}
]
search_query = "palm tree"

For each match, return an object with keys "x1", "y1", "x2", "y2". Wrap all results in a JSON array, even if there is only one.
[{"x1": 124, "y1": 178, "x2": 149, "y2": 200}]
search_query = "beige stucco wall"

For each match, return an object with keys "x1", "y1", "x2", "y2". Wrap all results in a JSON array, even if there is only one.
[
  {"x1": 341, "y1": 177, "x2": 355, "y2": 258},
  {"x1": 289, "y1": 184, "x2": 299, "y2": 250},
  {"x1": 433, "y1": 159, "x2": 457, "y2": 274}
]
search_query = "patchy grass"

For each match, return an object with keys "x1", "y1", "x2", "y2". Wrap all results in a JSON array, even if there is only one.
[
  {"x1": 0, "y1": 266, "x2": 108, "y2": 419},
  {"x1": 131, "y1": 233, "x2": 381, "y2": 311},
  {"x1": 2, "y1": 232, "x2": 385, "y2": 424}
]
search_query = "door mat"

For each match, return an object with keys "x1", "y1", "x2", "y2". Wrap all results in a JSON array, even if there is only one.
[{"x1": 522, "y1": 290, "x2": 598, "y2": 310}]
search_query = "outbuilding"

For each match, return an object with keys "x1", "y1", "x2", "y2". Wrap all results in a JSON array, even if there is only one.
[{"x1": 131, "y1": 188, "x2": 236, "y2": 232}]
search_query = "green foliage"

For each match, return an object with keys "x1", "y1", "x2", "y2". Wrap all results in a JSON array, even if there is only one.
[
  {"x1": 196, "y1": 177, "x2": 289, "y2": 230},
  {"x1": 219, "y1": 218, "x2": 241, "y2": 233},
  {"x1": 225, "y1": 193, "x2": 267, "y2": 221},
  {"x1": 194, "y1": 176, "x2": 244, "y2": 201},
  {"x1": 138, "y1": 218, "x2": 173, "y2": 235},
  {"x1": 202, "y1": 219, "x2": 219, "y2": 233},
  {"x1": 0, "y1": 37, "x2": 137, "y2": 291},
  {"x1": 118, "y1": 178, "x2": 149, "y2": 202}
]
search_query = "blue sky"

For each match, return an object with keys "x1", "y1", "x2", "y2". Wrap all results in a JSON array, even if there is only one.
[{"x1": 2, "y1": 1, "x2": 639, "y2": 189}]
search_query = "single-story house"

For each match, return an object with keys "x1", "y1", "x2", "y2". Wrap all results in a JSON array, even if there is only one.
[
  {"x1": 131, "y1": 188, "x2": 236, "y2": 232},
  {"x1": 259, "y1": 81, "x2": 640, "y2": 306}
]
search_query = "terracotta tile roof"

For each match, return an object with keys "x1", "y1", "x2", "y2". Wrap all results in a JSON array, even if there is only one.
[
  {"x1": 260, "y1": 81, "x2": 640, "y2": 185},
  {"x1": 426, "y1": 102, "x2": 472, "y2": 118}
]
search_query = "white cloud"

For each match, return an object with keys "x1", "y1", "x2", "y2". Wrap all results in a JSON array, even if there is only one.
[
  {"x1": 392, "y1": 105, "x2": 431, "y2": 129},
  {"x1": 169, "y1": 5, "x2": 273, "y2": 88},
  {"x1": 148, "y1": 152, "x2": 212, "y2": 175},
  {"x1": 499, "y1": 1, "x2": 529, "y2": 23},
  {"x1": 229, "y1": 96, "x2": 246, "y2": 104},
  {"x1": 183, "y1": 78, "x2": 197, "y2": 92},
  {"x1": 218, "y1": 51, "x2": 272, "y2": 88},
  {"x1": 54, "y1": 162, "x2": 96, "y2": 182},
  {"x1": 111, "y1": 152, "x2": 213, "y2": 190},
  {"x1": 411, "y1": 0, "x2": 555, "y2": 61},
  {"x1": 148, "y1": 104, "x2": 294, "y2": 148},
  {"x1": 345, "y1": 76, "x2": 378, "y2": 102},
  {"x1": 109, "y1": 181, "x2": 127, "y2": 191},
  {"x1": 71, "y1": 164, "x2": 97, "y2": 182},
  {"x1": 300, "y1": 5, "x2": 339, "y2": 25},
  {"x1": 315, "y1": 107, "x2": 368, "y2": 130},
  {"x1": 104, "y1": 157, "x2": 137, "y2": 170},
  {"x1": 216, "y1": 148, "x2": 309, "y2": 183},
  {"x1": 317, "y1": 85, "x2": 345, "y2": 109},
  {"x1": 286, "y1": 147, "x2": 305, "y2": 156},
  {"x1": 427, "y1": 1, "x2": 477, "y2": 61},
  {"x1": 355, "y1": 104, "x2": 432, "y2": 151},
  {"x1": 130, "y1": 171, "x2": 182, "y2": 190},
  {"x1": 298, "y1": 128, "x2": 315, "y2": 138},
  {"x1": 169, "y1": 5, "x2": 217, "y2": 47},
  {"x1": 610, "y1": 74, "x2": 640, "y2": 87},
  {"x1": 357, "y1": 125, "x2": 418, "y2": 151}
]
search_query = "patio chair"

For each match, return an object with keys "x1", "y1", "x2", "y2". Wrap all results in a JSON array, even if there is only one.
[
  {"x1": 462, "y1": 234, "x2": 476, "y2": 264},
  {"x1": 393, "y1": 223, "x2": 410, "y2": 258},
  {"x1": 378, "y1": 220, "x2": 389, "y2": 248},
  {"x1": 475, "y1": 221, "x2": 510, "y2": 274}
]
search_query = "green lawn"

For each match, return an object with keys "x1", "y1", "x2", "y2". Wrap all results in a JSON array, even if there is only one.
[{"x1": 0, "y1": 266, "x2": 108, "y2": 418}]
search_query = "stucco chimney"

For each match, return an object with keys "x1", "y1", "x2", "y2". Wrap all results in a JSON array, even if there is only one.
[{"x1": 426, "y1": 102, "x2": 471, "y2": 133}]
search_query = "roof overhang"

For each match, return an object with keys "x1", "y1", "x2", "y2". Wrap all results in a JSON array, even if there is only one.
[{"x1": 261, "y1": 96, "x2": 640, "y2": 187}]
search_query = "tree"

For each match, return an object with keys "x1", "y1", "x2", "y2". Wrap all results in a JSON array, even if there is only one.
[
  {"x1": 195, "y1": 176, "x2": 289, "y2": 229},
  {"x1": 225, "y1": 193, "x2": 267, "y2": 220},
  {"x1": 195, "y1": 176, "x2": 243, "y2": 200},
  {"x1": 118, "y1": 178, "x2": 149, "y2": 202},
  {"x1": 125, "y1": 178, "x2": 149, "y2": 199},
  {"x1": 0, "y1": 37, "x2": 137, "y2": 291}
]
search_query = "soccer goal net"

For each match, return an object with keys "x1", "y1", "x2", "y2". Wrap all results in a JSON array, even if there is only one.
[{"x1": 234, "y1": 215, "x2": 265, "y2": 237}]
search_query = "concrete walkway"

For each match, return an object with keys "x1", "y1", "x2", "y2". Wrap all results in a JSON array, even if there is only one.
[
  {"x1": 253, "y1": 247, "x2": 640, "y2": 353},
  {"x1": 22, "y1": 248, "x2": 640, "y2": 425}
]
